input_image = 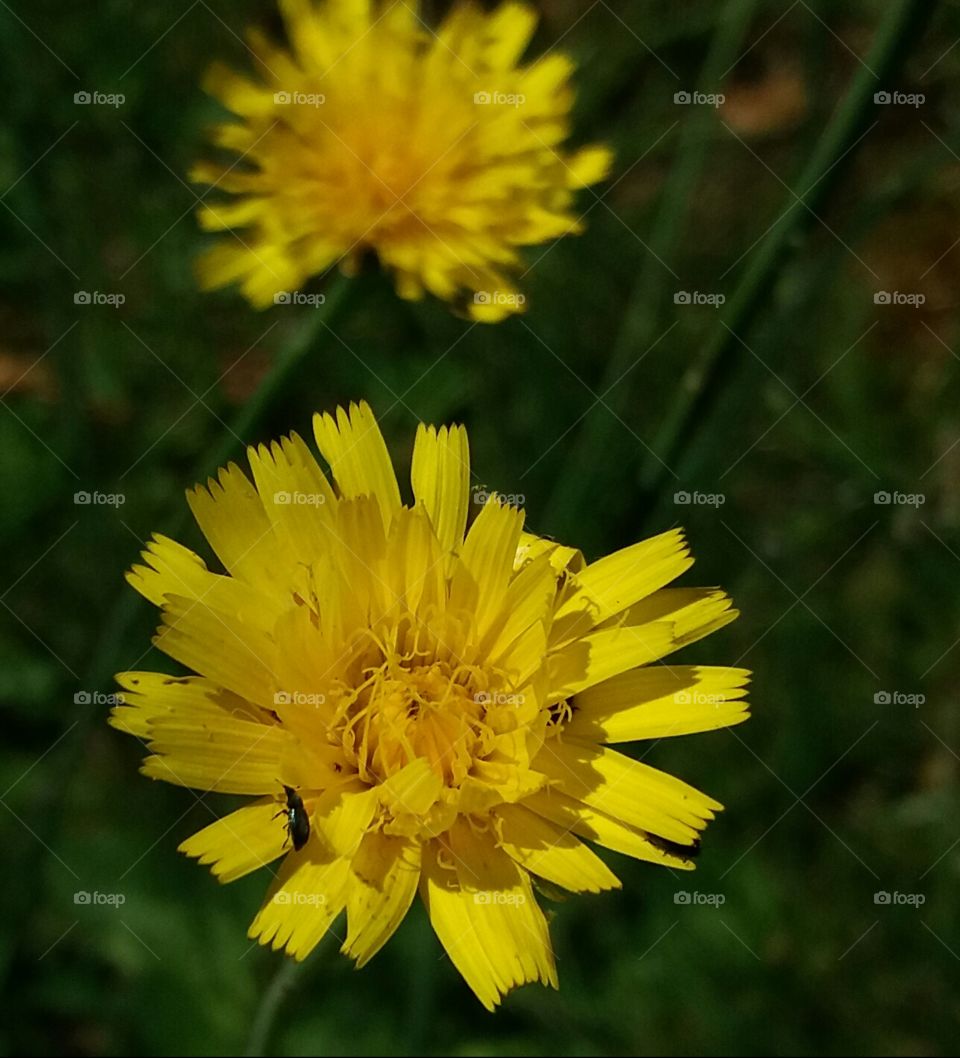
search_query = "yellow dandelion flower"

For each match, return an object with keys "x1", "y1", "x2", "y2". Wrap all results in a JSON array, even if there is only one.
[
  {"x1": 191, "y1": 0, "x2": 612, "y2": 321},
  {"x1": 111, "y1": 402, "x2": 749, "y2": 1009}
]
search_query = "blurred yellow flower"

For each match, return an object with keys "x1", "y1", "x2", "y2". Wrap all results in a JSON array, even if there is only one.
[
  {"x1": 191, "y1": 0, "x2": 612, "y2": 321},
  {"x1": 111, "y1": 402, "x2": 748, "y2": 1009}
]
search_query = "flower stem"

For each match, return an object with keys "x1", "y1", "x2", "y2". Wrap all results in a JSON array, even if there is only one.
[
  {"x1": 244, "y1": 957, "x2": 306, "y2": 1058},
  {"x1": 635, "y1": 0, "x2": 929, "y2": 511},
  {"x1": 544, "y1": 0, "x2": 929, "y2": 535}
]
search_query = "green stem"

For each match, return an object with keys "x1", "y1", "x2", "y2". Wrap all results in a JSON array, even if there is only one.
[
  {"x1": 244, "y1": 957, "x2": 306, "y2": 1058},
  {"x1": 4, "y1": 276, "x2": 354, "y2": 987},
  {"x1": 636, "y1": 0, "x2": 929, "y2": 509},
  {"x1": 545, "y1": 0, "x2": 929, "y2": 532},
  {"x1": 86, "y1": 273, "x2": 352, "y2": 691},
  {"x1": 543, "y1": 0, "x2": 762, "y2": 532}
]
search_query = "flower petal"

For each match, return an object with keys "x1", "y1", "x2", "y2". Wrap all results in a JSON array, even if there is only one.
[
  {"x1": 495, "y1": 802, "x2": 620, "y2": 893},
  {"x1": 313, "y1": 402, "x2": 401, "y2": 529},
  {"x1": 342, "y1": 832, "x2": 421, "y2": 967},
  {"x1": 420, "y1": 826, "x2": 557, "y2": 1010},
  {"x1": 410, "y1": 422, "x2": 470, "y2": 556},
  {"x1": 179, "y1": 797, "x2": 287, "y2": 882},
  {"x1": 523, "y1": 788, "x2": 699, "y2": 870},
  {"x1": 567, "y1": 665, "x2": 751, "y2": 742},
  {"x1": 551, "y1": 528, "x2": 692, "y2": 643},
  {"x1": 534, "y1": 738, "x2": 721, "y2": 846}
]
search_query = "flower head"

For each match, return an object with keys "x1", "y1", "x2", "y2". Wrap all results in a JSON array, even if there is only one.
[
  {"x1": 111, "y1": 402, "x2": 749, "y2": 1008},
  {"x1": 192, "y1": 0, "x2": 612, "y2": 321}
]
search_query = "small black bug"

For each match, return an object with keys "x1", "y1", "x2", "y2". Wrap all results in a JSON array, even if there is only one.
[{"x1": 275, "y1": 784, "x2": 310, "y2": 851}]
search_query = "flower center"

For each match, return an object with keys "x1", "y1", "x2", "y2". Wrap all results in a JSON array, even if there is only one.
[{"x1": 327, "y1": 633, "x2": 498, "y2": 788}]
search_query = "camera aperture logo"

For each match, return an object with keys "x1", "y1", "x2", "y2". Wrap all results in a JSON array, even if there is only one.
[
  {"x1": 473, "y1": 90, "x2": 526, "y2": 108},
  {"x1": 273, "y1": 291, "x2": 326, "y2": 307},
  {"x1": 474, "y1": 290, "x2": 526, "y2": 309},
  {"x1": 74, "y1": 690, "x2": 124, "y2": 706},
  {"x1": 873, "y1": 90, "x2": 924, "y2": 108},
  {"x1": 473, "y1": 488, "x2": 525, "y2": 508},
  {"x1": 674, "y1": 90, "x2": 725, "y2": 108},
  {"x1": 273, "y1": 890, "x2": 327, "y2": 906},
  {"x1": 674, "y1": 290, "x2": 725, "y2": 307},
  {"x1": 874, "y1": 290, "x2": 925, "y2": 307},
  {"x1": 474, "y1": 690, "x2": 525, "y2": 707},
  {"x1": 74, "y1": 291, "x2": 125, "y2": 308},
  {"x1": 674, "y1": 490, "x2": 725, "y2": 508},
  {"x1": 873, "y1": 490, "x2": 924, "y2": 508},
  {"x1": 274, "y1": 690, "x2": 326, "y2": 707},
  {"x1": 474, "y1": 891, "x2": 527, "y2": 906},
  {"x1": 874, "y1": 890, "x2": 925, "y2": 907},
  {"x1": 74, "y1": 490, "x2": 125, "y2": 507},
  {"x1": 74, "y1": 890, "x2": 126, "y2": 907},
  {"x1": 675, "y1": 690, "x2": 726, "y2": 707},
  {"x1": 674, "y1": 890, "x2": 725, "y2": 907},
  {"x1": 273, "y1": 490, "x2": 326, "y2": 507},
  {"x1": 873, "y1": 690, "x2": 924, "y2": 707},
  {"x1": 74, "y1": 90, "x2": 125, "y2": 108},
  {"x1": 273, "y1": 91, "x2": 325, "y2": 107}
]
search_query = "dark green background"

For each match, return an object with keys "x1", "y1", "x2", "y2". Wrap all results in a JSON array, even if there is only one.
[{"x1": 1, "y1": 1, "x2": 958, "y2": 1054}]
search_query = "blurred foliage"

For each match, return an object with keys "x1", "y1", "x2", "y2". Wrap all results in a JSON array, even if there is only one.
[{"x1": 1, "y1": 0, "x2": 959, "y2": 1054}]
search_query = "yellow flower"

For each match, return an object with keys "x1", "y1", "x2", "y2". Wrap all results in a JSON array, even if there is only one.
[
  {"x1": 191, "y1": 0, "x2": 612, "y2": 321},
  {"x1": 111, "y1": 402, "x2": 749, "y2": 1009}
]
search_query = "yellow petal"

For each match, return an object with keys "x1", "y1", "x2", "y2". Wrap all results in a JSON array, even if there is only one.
[
  {"x1": 248, "y1": 836, "x2": 352, "y2": 960},
  {"x1": 551, "y1": 528, "x2": 692, "y2": 643},
  {"x1": 615, "y1": 588, "x2": 739, "y2": 650},
  {"x1": 186, "y1": 462, "x2": 282, "y2": 593},
  {"x1": 153, "y1": 594, "x2": 278, "y2": 709},
  {"x1": 495, "y1": 802, "x2": 620, "y2": 893},
  {"x1": 547, "y1": 621, "x2": 678, "y2": 700},
  {"x1": 523, "y1": 788, "x2": 699, "y2": 870},
  {"x1": 126, "y1": 535, "x2": 211, "y2": 608},
  {"x1": 567, "y1": 665, "x2": 751, "y2": 742},
  {"x1": 313, "y1": 402, "x2": 401, "y2": 529},
  {"x1": 567, "y1": 145, "x2": 614, "y2": 188},
  {"x1": 410, "y1": 423, "x2": 470, "y2": 557},
  {"x1": 179, "y1": 797, "x2": 287, "y2": 882},
  {"x1": 342, "y1": 832, "x2": 421, "y2": 967},
  {"x1": 246, "y1": 432, "x2": 336, "y2": 567},
  {"x1": 449, "y1": 497, "x2": 525, "y2": 638},
  {"x1": 534, "y1": 738, "x2": 721, "y2": 846},
  {"x1": 420, "y1": 827, "x2": 557, "y2": 1011}
]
